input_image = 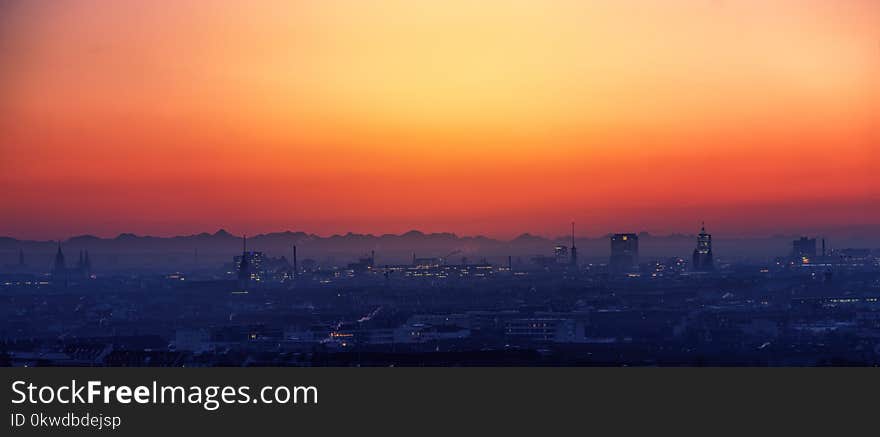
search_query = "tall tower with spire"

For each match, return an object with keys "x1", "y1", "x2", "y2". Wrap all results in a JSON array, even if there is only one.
[
  {"x1": 570, "y1": 222, "x2": 578, "y2": 268},
  {"x1": 53, "y1": 242, "x2": 67, "y2": 284},
  {"x1": 237, "y1": 235, "x2": 250, "y2": 290},
  {"x1": 692, "y1": 222, "x2": 715, "y2": 272}
]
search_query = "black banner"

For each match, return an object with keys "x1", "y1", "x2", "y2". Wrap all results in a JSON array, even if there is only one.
[{"x1": 2, "y1": 368, "x2": 876, "y2": 435}]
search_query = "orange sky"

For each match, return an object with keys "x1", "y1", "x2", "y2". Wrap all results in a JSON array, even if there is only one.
[{"x1": 1, "y1": 0, "x2": 878, "y2": 239}]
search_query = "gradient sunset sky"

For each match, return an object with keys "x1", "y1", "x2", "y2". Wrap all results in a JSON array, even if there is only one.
[{"x1": 1, "y1": 0, "x2": 878, "y2": 240}]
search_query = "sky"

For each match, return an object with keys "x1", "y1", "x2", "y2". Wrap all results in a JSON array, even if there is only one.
[{"x1": 1, "y1": 0, "x2": 878, "y2": 240}]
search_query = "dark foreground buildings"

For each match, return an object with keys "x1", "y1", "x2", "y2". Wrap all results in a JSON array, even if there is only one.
[{"x1": 2, "y1": 229, "x2": 880, "y2": 367}]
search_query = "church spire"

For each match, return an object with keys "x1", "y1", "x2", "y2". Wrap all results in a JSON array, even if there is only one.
[
  {"x1": 53, "y1": 241, "x2": 67, "y2": 285},
  {"x1": 54, "y1": 242, "x2": 65, "y2": 268}
]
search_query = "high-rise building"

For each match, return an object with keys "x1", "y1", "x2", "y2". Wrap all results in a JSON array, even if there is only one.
[
  {"x1": 792, "y1": 237, "x2": 817, "y2": 262},
  {"x1": 692, "y1": 223, "x2": 714, "y2": 272},
  {"x1": 610, "y1": 233, "x2": 639, "y2": 274},
  {"x1": 570, "y1": 222, "x2": 578, "y2": 268},
  {"x1": 234, "y1": 251, "x2": 265, "y2": 281},
  {"x1": 553, "y1": 245, "x2": 568, "y2": 264}
]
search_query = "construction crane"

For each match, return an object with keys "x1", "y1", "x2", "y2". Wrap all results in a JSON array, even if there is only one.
[{"x1": 441, "y1": 250, "x2": 461, "y2": 265}]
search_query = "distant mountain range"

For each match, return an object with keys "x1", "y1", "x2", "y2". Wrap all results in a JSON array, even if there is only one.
[{"x1": 2, "y1": 226, "x2": 879, "y2": 272}]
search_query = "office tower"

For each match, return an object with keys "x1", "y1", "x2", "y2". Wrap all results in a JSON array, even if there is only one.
[
  {"x1": 570, "y1": 222, "x2": 578, "y2": 268},
  {"x1": 610, "y1": 233, "x2": 639, "y2": 274},
  {"x1": 554, "y1": 245, "x2": 568, "y2": 264},
  {"x1": 246, "y1": 251, "x2": 265, "y2": 276},
  {"x1": 234, "y1": 236, "x2": 266, "y2": 284},
  {"x1": 692, "y1": 223, "x2": 714, "y2": 272},
  {"x1": 792, "y1": 237, "x2": 817, "y2": 262}
]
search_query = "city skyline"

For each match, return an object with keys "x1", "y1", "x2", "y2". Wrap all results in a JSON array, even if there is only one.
[
  {"x1": 2, "y1": 0, "x2": 878, "y2": 239},
  {"x1": 4, "y1": 222, "x2": 877, "y2": 274},
  {"x1": 22, "y1": 223, "x2": 873, "y2": 278},
  {"x1": 5, "y1": 209, "x2": 879, "y2": 368}
]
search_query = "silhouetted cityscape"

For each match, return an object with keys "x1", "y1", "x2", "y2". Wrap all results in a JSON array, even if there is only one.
[{"x1": 2, "y1": 224, "x2": 880, "y2": 366}]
